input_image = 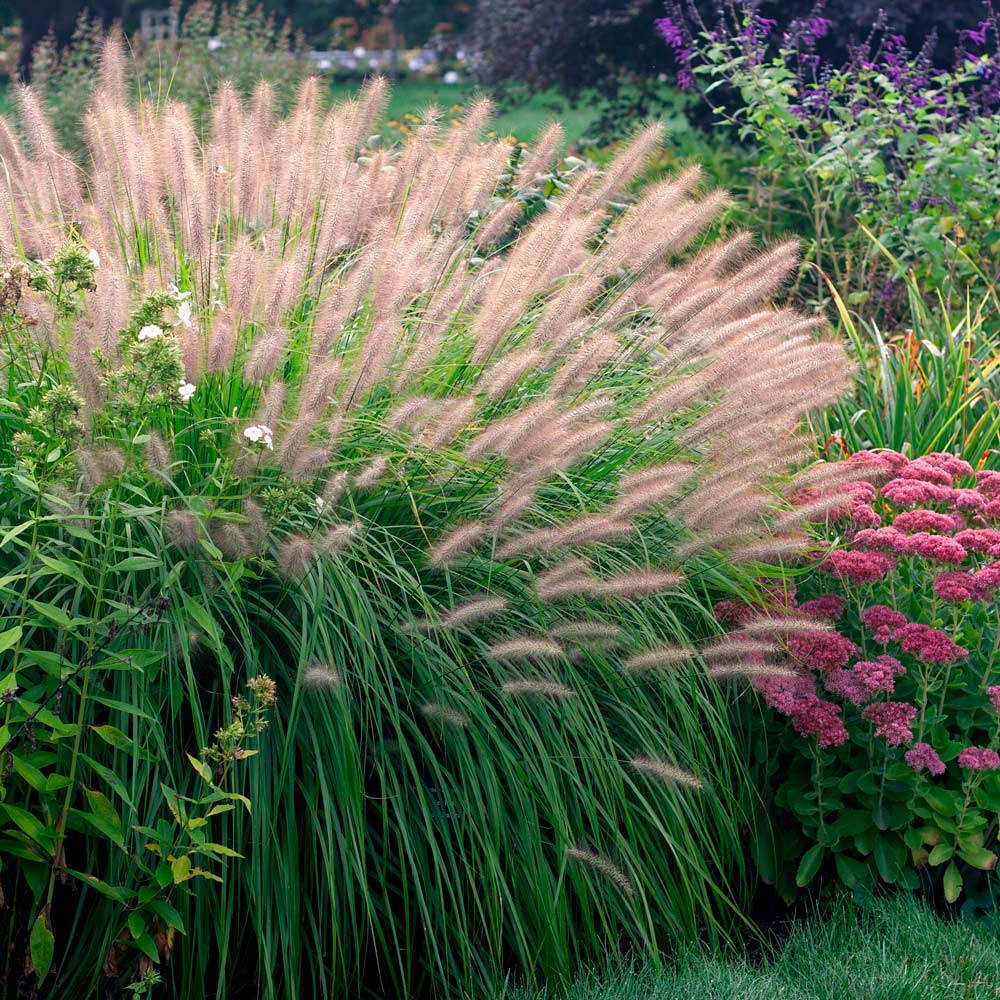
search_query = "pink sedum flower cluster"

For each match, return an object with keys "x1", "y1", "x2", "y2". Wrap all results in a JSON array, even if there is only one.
[
  {"x1": 753, "y1": 672, "x2": 848, "y2": 747},
  {"x1": 721, "y1": 450, "x2": 1000, "y2": 787},
  {"x1": 861, "y1": 701, "x2": 918, "y2": 746},
  {"x1": 788, "y1": 630, "x2": 858, "y2": 672},
  {"x1": 904, "y1": 742, "x2": 945, "y2": 776},
  {"x1": 824, "y1": 655, "x2": 904, "y2": 705},
  {"x1": 861, "y1": 605, "x2": 907, "y2": 644},
  {"x1": 957, "y1": 746, "x2": 1000, "y2": 771},
  {"x1": 894, "y1": 623, "x2": 968, "y2": 664}
]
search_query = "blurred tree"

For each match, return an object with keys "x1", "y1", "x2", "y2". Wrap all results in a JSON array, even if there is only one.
[
  {"x1": 472, "y1": 0, "x2": 992, "y2": 93},
  {"x1": 258, "y1": 0, "x2": 471, "y2": 49},
  {"x1": 473, "y1": 0, "x2": 667, "y2": 93},
  {"x1": 15, "y1": 0, "x2": 122, "y2": 72}
]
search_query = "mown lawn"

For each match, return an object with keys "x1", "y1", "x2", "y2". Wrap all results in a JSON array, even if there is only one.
[
  {"x1": 504, "y1": 896, "x2": 1000, "y2": 1000},
  {"x1": 330, "y1": 78, "x2": 600, "y2": 145}
]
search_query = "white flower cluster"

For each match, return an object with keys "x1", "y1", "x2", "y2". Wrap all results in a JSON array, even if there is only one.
[
  {"x1": 168, "y1": 283, "x2": 194, "y2": 328},
  {"x1": 135, "y1": 286, "x2": 201, "y2": 405},
  {"x1": 243, "y1": 424, "x2": 274, "y2": 450}
]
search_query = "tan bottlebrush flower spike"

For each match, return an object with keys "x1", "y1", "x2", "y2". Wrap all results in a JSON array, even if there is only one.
[{"x1": 1, "y1": 36, "x2": 851, "y2": 894}]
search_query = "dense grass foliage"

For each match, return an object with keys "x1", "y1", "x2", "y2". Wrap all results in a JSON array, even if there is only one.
[
  {"x1": 814, "y1": 269, "x2": 1000, "y2": 466},
  {"x1": 0, "y1": 35, "x2": 850, "y2": 998},
  {"x1": 503, "y1": 894, "x2": 1000, "y2": 1000}
]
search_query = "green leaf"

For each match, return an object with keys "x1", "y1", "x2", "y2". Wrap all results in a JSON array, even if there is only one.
[
  {"x1": 146, "y1": 897, "x2": 186, "y2": 935},
  {"x1": 77, "y1": 788, "x2": 124, "y2": 849},
  {"x1": 171, "y1": 855, "x2": 193, "y2": 883},
  {"x1": 795, "y1": 844, "x2": 825, "y2": 887},
  {"x1": 160, "y1": 784, "x2": 187, "y2": 825},
  {"x1": 831, "y1": 809, "x2": 872, "y2": 837},
  {"x1": 28, "y1": 910, "x2": 54, "y2": 981},
  {"x1": 0, "y1": 625, "x2": 22, "y2": 655},
  {"x1": 26, "y1": 601, "x2": 74, "y2": 629},
  {"x1": 127, "y1": 911, "x2": 145, "y2": 941},
  {"x1": 11, "y1": 756, "x2": 48, "y2": 793},
  {"x1": 1, "y1": 519, "x2": 44, "y2": 549},
  {"x1": 64, "y1": 870, "x2": 135, "y2": 903},
  {"x1": 112, "y1": 556, "x2": 162, "y2": 572},
  {"x1": 36, "y1": 555, "x2": 89, "y2": 589},
  {"x1": 834, "y1": 853, "x2": 869, "y2": 889},
  {"x1": 187, "y1": 753, "x2": 213, "y2": 785},
  {"x1": 79, "y1": 753, "x2": 138, "y2": 811},
  {"x1": 197, "y1": 842, "x2": 243, "y2": 859},
  {"x1": 958, "y1": 845, "x2": 997, "y2": 871},
  {"x1": 873, "y1": 835, "x2": 905, "y2": 883},
  {"x1": 225, "y1": 792, "x2": 252, "y2": 814},
  {"x1": 922, "y1": 786, "x2": 961, "y2": 815},
  {"x1": 2, "y1": 804, "x2": 52, "y2": 850},
  {"x1": 90, "y1": 695, "x2": 152, "y2": 720},
  {"x1": 943, "y1": 860, "x2": 963, "y2": 903},
  {"x1": 134, "y1": 930, "x2": 160, "y2": 963},
  {"x1": 927, "y1": 843, "x2": 955, "y2": 866},
  {"x1": 90, "y1": 725, "x2": 133, "y2": 752}
]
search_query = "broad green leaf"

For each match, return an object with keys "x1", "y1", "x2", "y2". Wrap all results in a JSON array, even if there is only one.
[
  {"x1": 112, "y1": 556, "x2": 161, "y2": 572},
  {"x1": 2, "y1": 804, "x2": 52, "y2": 849},
  {"x1": 11, "y1": 757, "x2": 47, "y2": 793},
  {"x1": 90, "y1": 725, "x2": 133, "y2": 752},
  {"x1": 0, "y1": 625, "x2": 22, "y2": 655},
  {"x1": 943, "y1": 860, "x2": 963, "y2": 903},
  {"x1": 155, "y1": 863, "x2": 173, "y2": 889},
  {"x1": 79, "y1": 753, "x2": 138, "y2": 810},
  {"x1": 28, "y1": 911, "x2": 54, "y2": 981},
  {"x1": 26, "y1": 601, "x2": 75, "y2": 629},
  {"x1": 76, "y1": 788, "x2": 124, "y2": 849},
  {"x1": 927, "y1": 843, "x2": 954, "y2": 866},
  {"x1": 873, "y1": 835, "x2": 905, "y2": 883},
  {"x1": 958, "y1": 845, "x2": 997, "y2": 871},
  {"x1": 833, "y1": 853, "x2": 869, "y2": 889},
  {"x1": 187, "y1": 753, "x2": 213, "y2": 785},
  {"x1": 198, "y1": 842, "x2": 243, "y2": 859},
  {"x1": 171, "y1": 855, "x2": 193, "y2": 883},
  {"x1": 36, "y1": 555, "x2": 89, "y2": 589},
  {"x1": 127, "y1": 911, "x2": 145, "y2": 941},
  {"x1": 90, "y1": 695, "x2": 152, "y2": 720},
  {"x1": 795, "y1": 844, "x2": 825, "y2": 887},
  {"x1": 146, "y1": 898, "x2": 186, "y2": 934},
  {"x1": 135, "y1": 931, "x2": 160, "y2": 963},
  {"x1": 66, "y1": 868, "x2": 135, "y2": 904}
]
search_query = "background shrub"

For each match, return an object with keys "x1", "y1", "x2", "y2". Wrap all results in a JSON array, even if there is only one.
[
  {"x1": 30, "y1": 2, "x2": 306, "y2": 152},
  {"x1": 658, "y1": 1, "x2": 1000, "y2": 315}
]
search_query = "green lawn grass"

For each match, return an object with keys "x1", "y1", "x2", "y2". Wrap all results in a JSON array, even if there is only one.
[
  {"x1": 504, "y1": 895, "x2": 1000, "y2": 1000},
  {"x1": 330, "y1": 78, "x2": 600, "y2": 146}
]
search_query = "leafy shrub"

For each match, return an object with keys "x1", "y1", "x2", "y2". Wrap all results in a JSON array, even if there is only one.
[
  {"x1": 723, "y1": 450, "x2": 1000, "y2": 911},
  {"x1": 658, "y1": 2, "x2": 1000, "y2": 312},
  {"x1": 0, "y1": 42, "x2": 849, "y2": 998}
]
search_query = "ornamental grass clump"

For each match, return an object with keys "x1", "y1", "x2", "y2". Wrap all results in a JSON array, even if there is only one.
[
  {"x1": 725, "y1": 450, "x2": 1000, "y2": 908},
  {"x1": 0, "y1": 39, "x2": 849, "y2": 999}
]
